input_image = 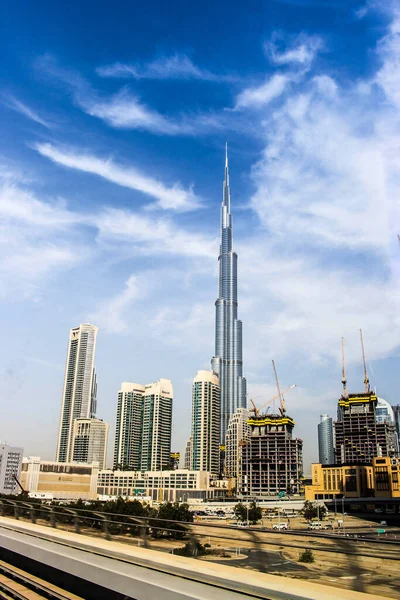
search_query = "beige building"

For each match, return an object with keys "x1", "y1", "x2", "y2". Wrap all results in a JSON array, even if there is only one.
[
  {"x1": 72, "y1": 418, "x2": 108, "y2": 469},
  {"x1": 305, "y1": 457, "x2": 400, "y2": 501},
  {"x1": 56, "y1": 323, "x2": 98, "y2": 463},
  {"x1": 191, "y1": 370, "x2": 220, "y2": 475},
  {"x1": 97, "y1": 469, "x2": 217, "y2": 502},
  {"x1": 20, "y1": 457, "x2": 99, "y2": 500}
]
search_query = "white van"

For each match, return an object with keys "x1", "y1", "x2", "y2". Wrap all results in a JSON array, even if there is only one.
[{"x1": 308, "y1": 521, "x2": 323, "y2": 530}]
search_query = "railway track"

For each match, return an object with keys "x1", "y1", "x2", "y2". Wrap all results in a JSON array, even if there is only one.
[{"x1": 0, "y1": 561, "x2": 82, "y2": 600}]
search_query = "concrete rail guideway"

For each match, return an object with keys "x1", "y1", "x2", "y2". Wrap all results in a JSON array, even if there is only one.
[{"x1": 0, "y1": 518, "x2": 389, "y2": 600}]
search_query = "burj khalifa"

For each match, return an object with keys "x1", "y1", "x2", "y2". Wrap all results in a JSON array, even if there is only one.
[{"x1": 212, "y1": 146, "x2": 247, "y2": 443}]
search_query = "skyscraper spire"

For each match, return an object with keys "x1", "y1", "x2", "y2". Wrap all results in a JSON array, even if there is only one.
[{"x1": 212, "y1": 146, "x2": 247, "y2": 443}]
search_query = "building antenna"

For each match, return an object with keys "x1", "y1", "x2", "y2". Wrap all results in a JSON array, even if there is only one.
[
  {"x1": 272, "y1": 360, "x2": 285, "y2": 416},
  {"x1": 341, "y1": 337, "x2": 348, "y2": 399},
  {"x1": 360, "y1": 328, "x2": 370, "y2": 394}
]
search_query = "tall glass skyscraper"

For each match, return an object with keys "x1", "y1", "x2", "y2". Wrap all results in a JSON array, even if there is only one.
[{"x1": 212, "y1": 147, "x2": 247, "y2": 442}]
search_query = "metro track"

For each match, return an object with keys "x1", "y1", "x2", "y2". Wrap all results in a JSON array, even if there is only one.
[{"x1": 0, "y1": 561, "x2": 81, "y2": 600}]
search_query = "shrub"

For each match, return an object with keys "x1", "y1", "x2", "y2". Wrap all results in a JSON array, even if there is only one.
[{"x1": 299, "y1": 549, "x2": 315, "y2": 563}]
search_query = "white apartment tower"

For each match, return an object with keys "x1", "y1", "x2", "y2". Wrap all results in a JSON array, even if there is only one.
[
  {"x1": 0, "y1": 444, "x2": 23, "y2": 495},
  {"x1": 72, "y1": 418, "x2": 109, "y2": 469},
  {"x1": 56, "y1": 323, "x2": 98, "y2": 463},
  {"x1": 225, "y1": 407, "x2": 250, "y2": 479},
  {"x1": 113, "y1": 379, "x2": 173, "y2": 472},
  {"x1": 191, "y1": 370, "x2": 220, "y2": 475}
]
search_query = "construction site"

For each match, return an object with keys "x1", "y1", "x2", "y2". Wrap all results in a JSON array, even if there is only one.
[
  {"x1": 335, "y1": 332, "x2": 398, "y2": 464},
  {"x1": 240, "y1": 361, "x2": 303, "y2": 496}
]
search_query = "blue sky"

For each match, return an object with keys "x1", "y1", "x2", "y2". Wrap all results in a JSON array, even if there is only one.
[{"x1": 1, "y1": 0, "x2": 400, "y2": 472}]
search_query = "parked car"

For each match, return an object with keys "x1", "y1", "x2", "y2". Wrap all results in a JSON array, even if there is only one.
[
  {"x1": 273, "y1": 522, "x2": 288, "y2": 530},
  {"x1": 380, "y1": 521, "x2": 387, "y2": 526},
  {"x1": 308, "y1": 522, "x2": 323, "y2": 530}
]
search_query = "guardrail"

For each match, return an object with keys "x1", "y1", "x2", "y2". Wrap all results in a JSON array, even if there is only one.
[{"x1": 0, "y1": 497, "x2": 399, "y2": 559}]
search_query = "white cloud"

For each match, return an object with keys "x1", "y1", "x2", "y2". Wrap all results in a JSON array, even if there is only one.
[
  {"x1": 0, "y1": 179, "x2": 84, "y2": 298},
  {"x1": 97, "y1": 54, "x2": 235, "y2": 82},
  {"x1": 265, "y1": 33, "x2": 323, "y2": 66},
  {"x1": 235, "y1": 74, "x2": 290, "y2": 109},
  {"x1": 2, "y1": 96, "x2": 52, "y2": 128},
  {"x1": 82, "y1": 88, "x2": 192, "y2": 135},
  {"x1": 95, "y1": 208, "x2": 215, "y2": 258},
  {"x1": 90, "y1": 274, "x2": 140, "y2": 332},
  {"x1": 35, "y1": 142, "x2": 200, "y2": 211}
]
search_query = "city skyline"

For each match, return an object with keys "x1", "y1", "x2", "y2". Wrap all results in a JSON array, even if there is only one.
[{"x1": 1, "y1": 1, "x2": 400, "y2": 472}]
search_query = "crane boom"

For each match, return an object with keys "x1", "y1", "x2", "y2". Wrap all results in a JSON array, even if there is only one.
[
  {"x1": 272, "y1": 360, "x2": 285, "y2": 416},
  {"x1": 360, "y1": 329, "x2": 370, "y2": 394},
  {"x1": 341, "y1": 337, "x2": 348, "y2": 399},
  {"x1": 249, "y1": 385, "x2": 296, "y2": 417}
]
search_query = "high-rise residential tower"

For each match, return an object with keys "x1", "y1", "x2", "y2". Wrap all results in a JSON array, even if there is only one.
[
  {"x1": 113, "y1": 382, "x2": 145, "y2": 470},
  {"x1": 211, "y1": 147, "x2": 247, "y2": 442},
  {"x1": 225, "y1": 407, "x2": 250, "y2": 479},
  {"x1": 56, "y1": 324, "x2": 98, "y2": 463},
  {"x1": 141, "y1": 379, "x2": 173, "y2": 471},
  {"x1": 317, "y1": 414, "x2": 335, "y2": 465},
  {"x1": 0, "y1": 444, "x2": 23, "y2": 495},
  {"x1": 113, "y1": 379, "x2": 173, "y2": 472},
  {"x1": 190, "y1": 370, "x2": 220, "y2": 475},
  {"x1": 72, "y1": 418, "x2": 109, "y2": 469}
]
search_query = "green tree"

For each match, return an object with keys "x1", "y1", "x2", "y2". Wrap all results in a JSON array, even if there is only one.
[
  {"x1": 302, "y1": 500, "x2": 326, "y2": 521},
  {"x1": 151, "y1": 502, "x2": 193, "y2": 539},
  {"x1": 234, "y1": 502, "x2": 247, "y2": 521},
  {"x1": 248, "y1": 502, "x2": 262, "y2": 524}
]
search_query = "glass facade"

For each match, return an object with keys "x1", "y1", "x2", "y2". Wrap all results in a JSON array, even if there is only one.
[{"x1": 211, "y1": 148, "x2": 246, "y2": 442}]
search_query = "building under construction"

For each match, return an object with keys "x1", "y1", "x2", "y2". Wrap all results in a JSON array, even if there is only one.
[
  {"x1": 240, "y1": 362, "x2": 303, "y2": 496},
  {"x1": 335, "y1": 332, "x2": 398, "y2": 464}
]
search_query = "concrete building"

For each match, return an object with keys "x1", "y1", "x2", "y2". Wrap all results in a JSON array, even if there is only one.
[
  {"x1": 393, "y1": 405, "x2": 400, "y2": 450},
  {"x1": 113, "y1": 379, "x2": 173, "y2": 472},
  {"x1": 305, "y1": 456, "x2": 400, "y2": 501},
  {"x1": 56, "y1": 323, "x2": 98, "y2": 463},
  {"x1": 191, "y1": 370, "x2": 220, "y2": 475},
  {"x1": 169, "y1": 453, "x2": 180, "y2": 470},
  {"x1": 97, "y1": 469, "x2": 218, "y2": 502},
  {"x1": 225, "y1": 408, "x2": 250, "y2": 479},
  {"x1": 0, "y1": 444, "x2": 23, "y2": 495},
  {"x1": 318, "y1": 414, "x2": 335, "y2": 465},
  {"x1": 211, "y1": 147, "x2": 246, "y2": 442},
  {"x1": 241, "y1": 413, "x2": 303, "y2": 496},
  {"x1": 113, "y1": 382, "x2": 145, "y2": 470},
  {"x1": 72, "y1": 418, "x2": 108, "y2": 470},
  {"x1": 184, "y1": 438, "x2": 192, "y2": 470},
  {"x1": 334, "y1": 392, "x2": 397, "y2": 464},
  {"x1": 20, "y1": 457, "x2": 99, "y2": 500}
]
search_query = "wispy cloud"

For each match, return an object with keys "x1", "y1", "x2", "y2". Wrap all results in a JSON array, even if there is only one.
[
  {"x1": 97, "y1": 54, "x2": 236, "y2": 82},
  {"x1": 35, "y1": 142, "x2": 201, "y2": 211},
  {"x1": 90, "y1": 274, "x2": 140, "y2": 332},
  {"x1": 80, "y1": 87, "x2": 194, "y2": 135},
  {"x1": 95, "y1": 207, "x2": 215, "y2": 258},
  {"x1": 36, "y1": 55, "x2": 234, "y2": 136},
  {"x1": 265, "y1": 33, "x2": 323, "y2": 66},
  {"x1": 235, "y1": 74, "x2": 290, "y2": 109},
  {"x1": 2, "y1": 95, "x2": 52, "y2": 128}
]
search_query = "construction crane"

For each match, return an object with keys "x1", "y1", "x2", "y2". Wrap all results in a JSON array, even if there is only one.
[
  {"x1": 249, "y1": 384, "x2": 296, "y2": 418},
  {"x1": 272, "y1": 359, "x2": 286, "y2": 417},
  {"x1": 341, "y1": 337, "x2": 348, "y2": 399},
  {"x1": 360, "y1": 328, "x2": 370, "y2": 394}
]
